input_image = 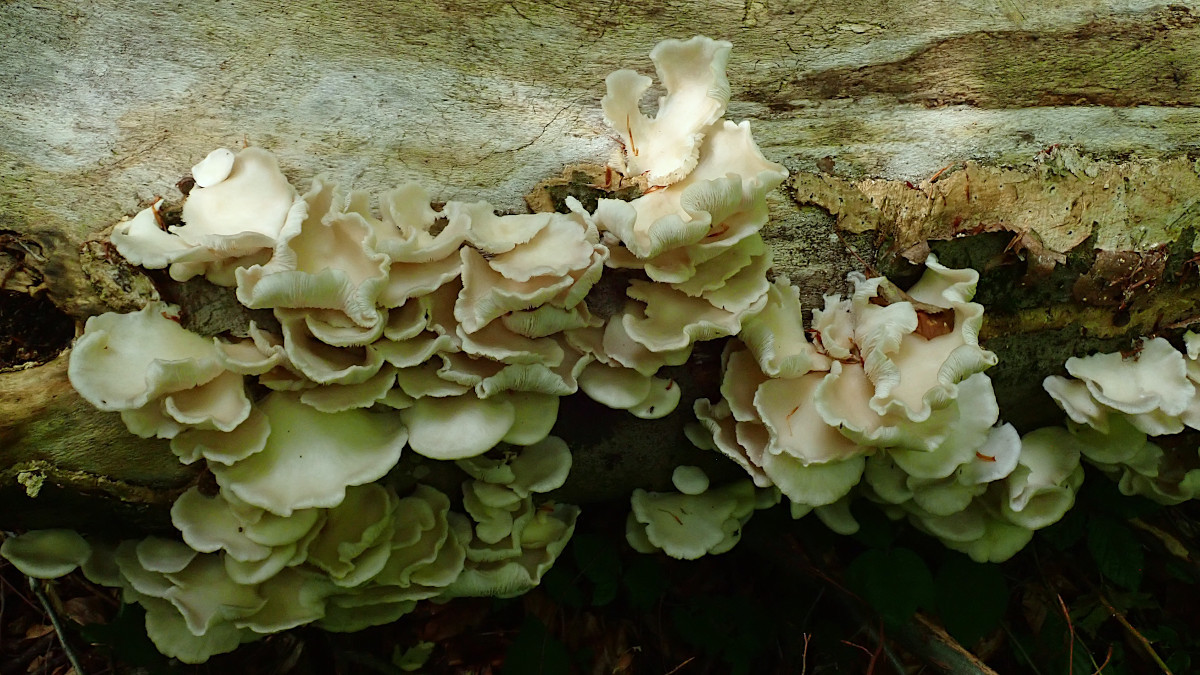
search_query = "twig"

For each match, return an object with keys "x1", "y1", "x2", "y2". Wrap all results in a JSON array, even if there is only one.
[
  {"x1": 800, "y1": 633, "x2": 811, "y2": 675},
  {"x1": 929, "y1": 162, "x2": 957, "y2": 183},
  {"x1": 28, "y1": 577, "x2": 87, "y2": 675},
  {"x1": 664, "y1": 656, "x2": 694, "y2": 674},
  {"x1": 1097, "y1": 594, "x2": 1173, "y2": 675},
  {"x1": 1091, "y1": 645, "x2": 1114, "y2": 674},
  {"x1": 1058, "y1": 594, "x2": 1075, "y2": 675},
  {"x1": 1128, "y1": 518, "x2": 1191, "y2": 560},
  {"x1": 1003, "y1": 622, "x2": 1045, "y2": 675}
]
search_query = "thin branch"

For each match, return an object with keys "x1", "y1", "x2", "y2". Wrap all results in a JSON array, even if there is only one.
[
  {"x1": 1058, "y1": 594, "x2": 1075, "y2": 675},
  {"x1": 1097, "y1": 594, "x2": 1173, "y2": 675},
  {"x1": 28, "y1": 577, "x2": 87, "y2": 675}
]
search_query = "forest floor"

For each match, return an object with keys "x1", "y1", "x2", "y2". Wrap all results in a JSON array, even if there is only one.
[{"x1": 4, "y1": 473, "x2": 1200, "y2": 675}]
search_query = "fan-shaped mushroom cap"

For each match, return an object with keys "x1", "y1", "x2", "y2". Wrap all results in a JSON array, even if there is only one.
[
  {"x1": 236, "y1": 176, "x2": 391, "y2": 330},
  {"x1": 304, "y1": 483, "x2": 398, "y2": 587},
  {"x1": 739, "y1": 279, "x2": 829, "y2": 378},
  {"x1": 1001, "y1": 427, "x2": 1084, "y2": 529},
  {"x1": 209, "y1": 392, "x2": 407, "y2": 516},
  {"x1": 1047, "y1": 337, "x2": 1197, "y2": 436},
  {"x1": 68, "y1": 302, "x2": 225, "y2": 412},
  {"x1": 1, "y1": 530, "x2": 90, "y2": 579},
  {"x1": 111, "y1": 148, "x2": 302, "y2": 285},
  {"x1": 602, "y1": 36, "x2": 731, "y2": 187},
  {"x1": 595, "y1": 121, "x2": 786, "y2": 261},
  {"x1": 626, "y1": 476, "x2": 758, "y2": 559},
  {"x1": 456, "y1": 436, "x2": 573, "y2": 497},
  {"x1": 443, "y1": 501, "x2": 580, "y2": 599}
]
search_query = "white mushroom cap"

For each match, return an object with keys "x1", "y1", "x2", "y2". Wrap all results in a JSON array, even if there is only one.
[
  {"x1": 400, "y1": 392, "x2": 516, "y2": 460},
  {"x1": 739, "y1": 279, "x2": 829, "y2": 378},
  {"x1": 68, "y1": 302, "x2": 225, "y2": 412},
  {"x1": 1068, "y1": 337, "x2": 1193, "y2": 416},
  {"x1": 602, "y1": 36, "x2": 732, "y2": 186},
  {"x1": 191, "y1": 148, "x2": 236, "y2": 188},
  {"x1": 456, "y1": 436, "x2": 573, "y2": 497},
  {"x1": 236, "y1": 176, "x2": 391, "y2": 330},
  {"x1": 1001, "y1": 427, "x2": 1084, "y2": 529},
  {"x1": 372, "y1": 183, "x2": 469, "y2": 263},
  {"x1": 595, "y1": 122, "x2": 786, "y2": 261},
  {"x1": 578, "y1": 361, "x2": 680, "y2": 418},
  {"x1": 305, "y1": 483, "x2": 398, "y2": 587},
  {"x1": 178, "y1": 147, "x2": 298, "y2": 252},
  {"x1": 110, "y1": 201, "x2": 192, "y2": 268},
  {"x1": 672, "y1": 466, "x2": 710, "y2": 495},
  {"x1": 1, "y1": 530, "x2": 90, "y2": 579}
]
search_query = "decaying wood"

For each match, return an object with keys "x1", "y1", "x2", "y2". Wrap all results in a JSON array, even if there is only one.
[{"x1": 2, "y1": 0, "x2": 1200, "y2": 528}]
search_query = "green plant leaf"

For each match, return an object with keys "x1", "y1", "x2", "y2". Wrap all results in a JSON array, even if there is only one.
[
  {"x1": 1083, "y1": 479, "x2": 1162, "y2": 519},
  {"x1": 572, "y1": 532, "x2": 622, "y2": 607},
  {"x1": 539, "y1": 564, "x2": 585, "y2": 608},
  {"x1": 77, "y1": 602, "x2": 171, "y2": 671},
  {"x1": 934, "y1": 555, "x2": 1008, "y2": 645},
  {"x1": 846, "y1": 547, "x2": 934, "y2": 625},
  {"x1": 623, "y1": 555, "x2": 666, "y2": 612},
  {"x1": 850, "y1": 501, "x2": 897, "y2": 549},
  {"x1": 1087, "y1": 516, "x2": 1144, "y2": 591},
  {"x1": 502, "y1": 616, "x2": 570, "y2": 675},
  {"x1": 1039, "y1": 507, "x2": 1086, "y2": 551}
]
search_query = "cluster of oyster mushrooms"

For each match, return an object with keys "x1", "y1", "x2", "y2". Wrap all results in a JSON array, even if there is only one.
[
  {"x1": 1044, "y1": 335, "x2": 1200, "y2": 504},
  {"x1": 4, "y1": 34, "x2": 1195, "y2": 663},
  {"x1": 687, "y1": 258, "x2": 1086, "y2": 563}
]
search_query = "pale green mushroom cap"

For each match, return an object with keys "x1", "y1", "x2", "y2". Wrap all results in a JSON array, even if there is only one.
[
  {"x1": 1, "y1": 530, "x2": 90, "y2": 579},
  {"x1": 444, "y1": 502, "x2": 580, "y2": 599},
  {"x1": 68, "y1": 302, "x2": 226, "y2": 414},
  {"x1": 304, "y1": 483, "x2": 398, "y2": 587},
  {"x1": 626, "y1": 476, "x2": 757, "y2": 560},
  {"x1": 209, "y1": 392, "x2": 407, "y2": 516},
  {"x1": 456, "y1": 436, "x2": 573, "y2": 496}
]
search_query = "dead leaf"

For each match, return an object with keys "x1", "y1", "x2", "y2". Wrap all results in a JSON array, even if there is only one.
[
  {"x1": 62, "y1": 597, "x2": 108, "y2": 626},
  {"x1": 915, "y1": 309, "x2": 956, "y2": 340},
  {"x1": 25, "y1": 623, "x2": 53, "y2": 639}
]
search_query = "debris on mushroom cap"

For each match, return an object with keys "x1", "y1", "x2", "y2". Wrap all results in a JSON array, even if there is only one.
[
  {"x1": 1, "y1": 529, "x2": 91, "y2": 579},
  {"x1": 626, "y1": 473, "x2": 764, "y2": 560},
  {"x1": 111, "y1": 147, "x2": 302, "y2": 286}
]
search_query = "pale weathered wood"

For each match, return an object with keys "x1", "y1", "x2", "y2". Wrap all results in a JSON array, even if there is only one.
[{"x1": 2, "y1": 0, "x2": 1200, "y2": 525}]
